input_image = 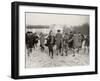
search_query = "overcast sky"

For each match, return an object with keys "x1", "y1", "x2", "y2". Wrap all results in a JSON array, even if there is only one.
[{"x1": 26, "y1": 12, "x2": 89, "y2": 26}]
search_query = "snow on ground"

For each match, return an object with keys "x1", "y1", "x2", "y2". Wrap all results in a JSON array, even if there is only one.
[{"x1": 25, "y1": 45, "x2": 89, "y2": 68}]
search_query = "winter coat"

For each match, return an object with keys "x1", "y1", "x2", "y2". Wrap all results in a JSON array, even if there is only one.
[
  {"x1": 55, "y1": 33, "x2": 63, "y2": 47},
  {"x1": 40, "y1": 35, "x2": 45, "y2": 46}
]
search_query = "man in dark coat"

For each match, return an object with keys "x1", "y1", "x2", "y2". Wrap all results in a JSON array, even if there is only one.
[
  {"x1": 55, "y1": 30, "x2": 63, "y2": 56},
  {"x1": 68, "y1": 31, "x2": 75, "y2": 57},
  {"x1": 46, "y1": 30, "x2": 55, "y2": 58},
  {"x1": 63, "y1": 33, "x2": 69, "y2": 56},
  {"x1": 68, "y1": 31, "x2": 74, "y2": 49},
  {"x1": 33, "y1": 33, "x2": 39, "y2": 49},
  {"x1": 26, "y1": 31, "x2": 33, "y2": 56}
]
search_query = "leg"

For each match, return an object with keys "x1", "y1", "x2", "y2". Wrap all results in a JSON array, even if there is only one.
[
  {"x1": 49, "y1": 48, "x2": 53, "y2": 58},
  {"x1": 49, "y1": 48, "x2": 50, "y2": 56},
  {"x1": 65, "y1": 50, "x2": 68, "y2": 56},
  {"x1": 30, "y1": 48, "x2": 32, "y2": 53},
  {"x1": 56, "y1": 46, "x2": 59, "y2": 55},
  {"x1": 51, "y1": 45, "x2": 54, "y2": 58},
  {"x1": 71, "y1": 48, "x2": 75, "y2": 57},
  {"x1": 84, "y1": 46, "x2": 86, "y2": 53},
  {"x1": 86, "y1": 46, "x2": 89, "y2": 53},
  {"x1": 40, "y1": 44, "x2": 42, "y2": 51},
  {"x1": 27, "y1": 48, "x2": 30, "y2": 56},
  {"x1": 42, "y1": 46, "x2": 44, "y2": 51},
  {"x1": 56, "y1": 50, "x2": 58, "y2": 55},
  {"x1": 65, "y1": 47, "x2": 68, "y2": 56},
  {"x1": 41, "y1": 45, "x2": 44, "y2": 52},
  {"x1": 59, "y1": 48, "x2": 61, "y2": 53},
  {"x1": 59, "y1": 43, "x2": 62, "y2": 54},
  {"x1": 77, "y1": 47, "x2": 79, "y2": 53},
  {"x1": 51, "y1": 49, "x2": 53, "y2": 59},
  {"x1": 33, "y1": 44, "x2": 35, "y2": 50},
  {"x1": 28, "y1": 48, "x2": 32, "y2": 56},
  {"x1": 87, "y1": 47, "x2": 89, "y2": 53},
  {"x1": 49, "y1": 50, "x2": 50, "y2": 56},
  {"x1": 35, "y1": 43, "x2": 37, "y2": 47},
  {"x1": 65, "y1": 44, "x2": 68, "y2": 56},
  {"x1": 61, "y1": 48, "x2": 63, "y2": 56}
]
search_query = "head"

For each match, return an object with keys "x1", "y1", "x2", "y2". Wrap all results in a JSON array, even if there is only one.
[
  {"x1": 49, "y1": 30, "x2": 53, "y2": 36},
  {"x1": 57, "y1": 30, "x2": 61, "y2": 33},
  {"x1": 74, "y1": 31, "x2": 76, "y2": 34},
  {"x1": 78, "y1": 32, "x2": 81, "y2": 35},
  {"x1": 27, "y1": 31, "x2": 32, "y2": 35},
  {"x1": 70, "y1": 31, "x2": 73, "y2": 35},
  {"x1": 40, "y1": 32, "x2": 43, "y2": 36},
  {"x1": 65, "y1": 32, "x2": 68, "y2": 35}
]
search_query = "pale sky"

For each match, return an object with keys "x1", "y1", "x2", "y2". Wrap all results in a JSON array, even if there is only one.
[{"x1": 26, "y1": 12, "x2": 89, "y2": 26}]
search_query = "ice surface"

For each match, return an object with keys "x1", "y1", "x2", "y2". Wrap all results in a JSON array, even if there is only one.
[{"x1": 25, "y1": 45, "x2": 89, "y2": 68}]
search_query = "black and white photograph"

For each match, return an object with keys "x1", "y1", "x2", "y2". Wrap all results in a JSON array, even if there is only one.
[
  {"x1": 25, "y1": 13, "x2": 90, "y2": 68},
  {"x1": 11, "y1": 2, "x2": 97, "y2": 79}
]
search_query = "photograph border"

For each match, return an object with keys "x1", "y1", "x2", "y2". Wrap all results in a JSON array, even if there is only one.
[{"x1": 11, "y1": 1, "x2": 98, "y2": 79}]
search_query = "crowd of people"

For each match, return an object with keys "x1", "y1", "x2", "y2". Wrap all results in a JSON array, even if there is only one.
[{"x1": 26, "y1": 30, "x2": 89, "y2": 58}]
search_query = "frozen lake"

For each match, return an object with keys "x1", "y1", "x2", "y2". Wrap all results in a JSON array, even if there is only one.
[{"x1": 25, "y1": 44, "x2": 89, "y2": 68}]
